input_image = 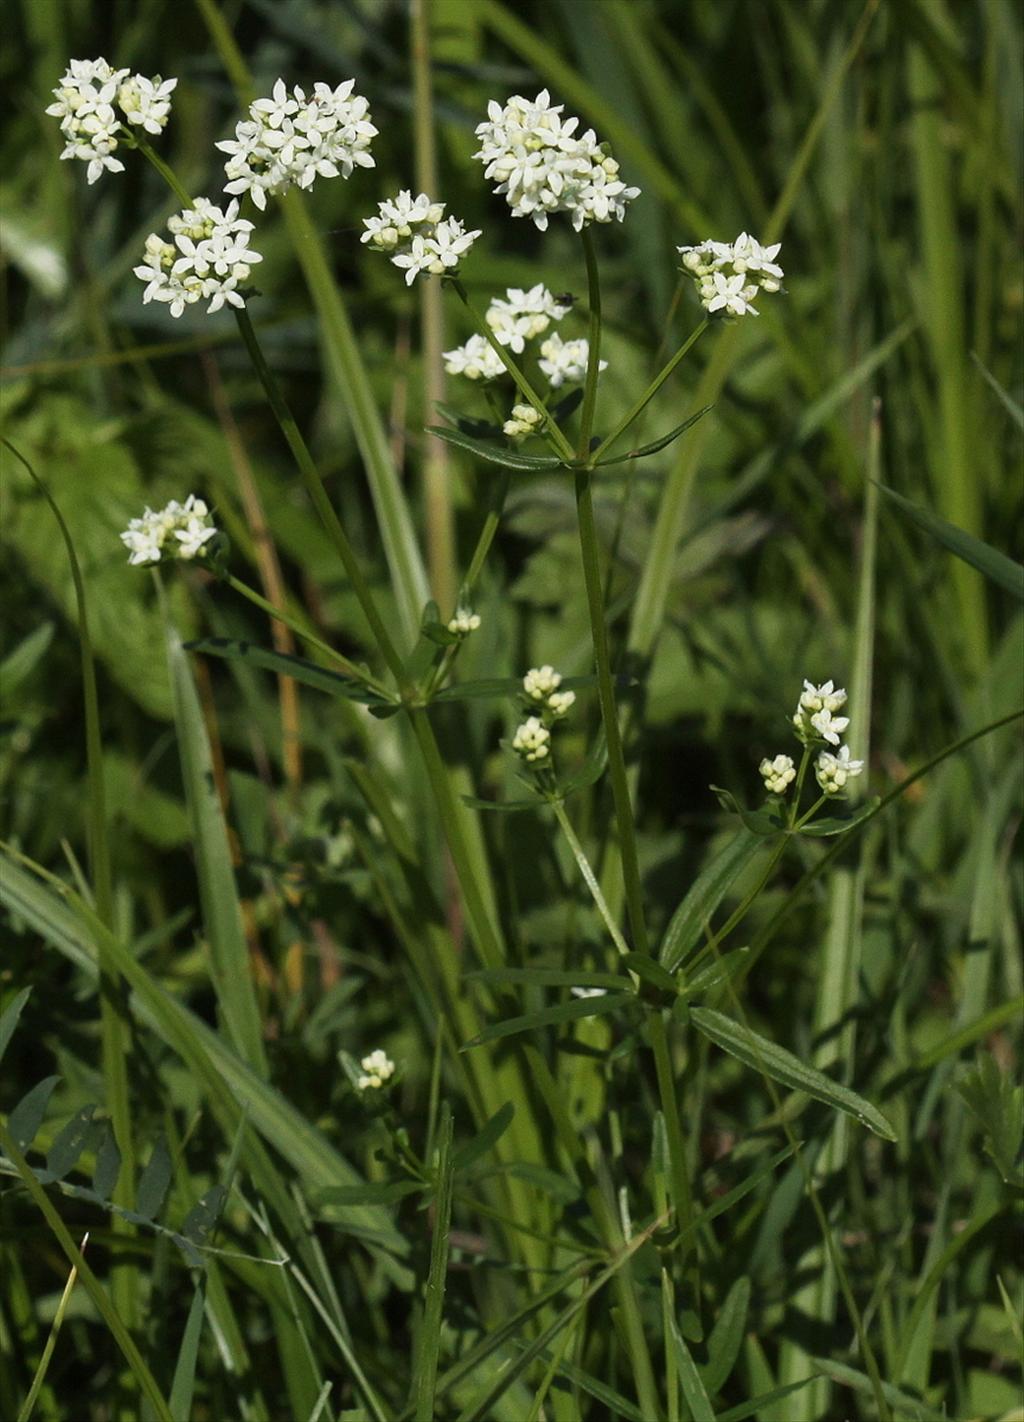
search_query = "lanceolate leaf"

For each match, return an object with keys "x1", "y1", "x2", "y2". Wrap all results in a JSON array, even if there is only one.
[
  {"x1": 595, "y1": 404, "x2": 714, "y2": 465},
  {"x1": 452, "y1": 1101, "x2": 515, "y2": 1173},
  {"x1": 877, "y1": 481, "x2": 1024, "y2": 601},
  {"x1": 797, "y1": 797, "x2": 881, "y2": 837},
  {"x1": 660, "y1": 829, "x2": 770, "y2": 971},
  {"x1": 690, "y1": 1007, "x2": 897, "y2": 1141},
  {"x1": 186, "y1": 637, "x2": 393, "y2": 705},
  {"x1": 461, "y1": 992, "x2": 634, "y2": 1049},
  {"x1": 427, "y1": 424, "x2": 565, "y2": 471}
]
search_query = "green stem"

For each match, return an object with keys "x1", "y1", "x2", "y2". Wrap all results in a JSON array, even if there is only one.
[
  {"x1": 448, "y1": 279, "x2": 575, "y2": 461},
  {"x1": 131, "y1": 130, "x2": 192, "y2": 206},
  {"x1": 233, "y1": 308, "x2": 406, "y2": 684},
  {"x1": 550, "y1": 799, "x2": 629, "y2": 959},
  {"x1": 592, "y1": 318, "x2": 709, "y2": 464},
  {"x1": 223, "y1": 572, "x2": 394, "y2": 699},
  {"x1": 575, "y1": 467, "x2": 648, "y2": 954},
  {"x1": 647, "y1": 1012, "x2": 696, "y2": 1260},
  {"x1": 577, "y1": 229, "x2": 604, "y2": 460}
]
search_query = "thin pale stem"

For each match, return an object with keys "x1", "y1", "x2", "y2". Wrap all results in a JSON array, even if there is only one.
[
  {"x1": 647, "y1": 1012, "x2": 697, "y2": 1267},
  {"x1": 223, "y1": 573, "x2": 395, "y2": 699},
  {"x1": 550, "y1": 799, "x2": 630, "y2": 958},
  {"x1": 577, "y1": 229, "x2": 603, "y2": 460},
  {"x1": 592, "y1": 318, "x2": 709, "y2": 464}
]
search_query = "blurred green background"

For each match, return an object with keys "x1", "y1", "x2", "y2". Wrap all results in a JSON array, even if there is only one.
[{"x1": 1, "y1": 0, "x2": 1022, "y2": 1418}]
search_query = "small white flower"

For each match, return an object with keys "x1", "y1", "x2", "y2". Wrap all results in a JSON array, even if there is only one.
[
  {"x1": 503, "y1": 403, "x2": 544, "y2": 439},
  {"x1": 570, "y1": 986, "x2": 608, "y2": 999},
  {"x1": 442, "y1": 333, "x2": 506, "y2": 381},
  {"x1": 367, "y1": 194, "x2": 481, "y2": 285},
  {"x1": 485, "y1": 284, "x2": 570, "y2": 352},
  {"x1": 512, "y1": 716, "x2": 551, "y2": 763},
  {"x1": 815, "y1": 745, "x2": 865, "y2": 795},
  {"x1": 523, "y1": 665, "x2": 562, "y2": 701},
  {"x1": 47, "y1": 58, "x2": 177, "y2": 183},
  {"x1": 808, "y1": 708, "x2": 850, "y2": 746},
  {"x1": 538, "y1": 333, "x2": 605, "y2": 388},
  {"x1": 356, "y1": 1049, "x2": 395, "y2": 1091},
  {"x1": 447, "y1": 608, "x2": 482, "y2": 636},
  {"x1": 678, "y1": 232, "x2": 784, "y2": 317},
  {"x1": 218, "y1": 77, "x2": 376, "y2": 208},
  {"x1": 474, "y1": 90, "x2": 639, "y2": 231},
  {"x1": 547, "y1": 689, "x2": 576, "y2": 718},
  {"x1": 798, "y1": 679, "x2": 847, "y2": 715},
  {"x1": 134, "y1": 199, "x2": 262, "y2": 319},
  {"x1": 759, "y1": 754, "x2": 796, "y2": 795},
  {"x1": 120, "y1": 494, "x2": 217, "y2": 566}
]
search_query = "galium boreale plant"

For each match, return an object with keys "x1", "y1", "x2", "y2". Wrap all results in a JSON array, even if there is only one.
[{"x1": 35, "y1": 59, "x2": 919, "y2": 1420}]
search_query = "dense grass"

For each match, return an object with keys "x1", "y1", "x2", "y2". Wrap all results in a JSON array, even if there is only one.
[{"x1": 1, "y1": 1, "x2": 1022, "y2": 1420}]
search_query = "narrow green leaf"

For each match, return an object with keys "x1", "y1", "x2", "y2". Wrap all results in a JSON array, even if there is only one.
[
  {"x1": 460, "y1": 795, "x2": 542, "y2": 814},
  {"x1": 970, "y1": 351, "x2": 1024, "y2": 429},
  {"x1": 169, "y1": 1285, "x2": 206, "y2": 1422},
  {"x1": 46, "y1": 1107, "x2": 98, "y2": 1180},
  {"x1": 808, "y1": 1357, "x2": 950, "y2": 1421},
  {"x1": 0, "y1": 988, "x2": 30, "y2": 1068},
  {"x1": 8, "y1": 1077, "x2": 61, "y2": 1151},
  {"x1": 180, "y1": 1184, "x2": 228, "y2": 1252},
  {"x1": 622, "y1": 953, "x2": 679, "y2": 995},
  {"x1": 797, "y1": 798, "x2": 881, "y2": 837},
  {"x1": 690, "y1": 1008, "x2": 897, "y2": 1142},
  {"x1": 92, "y1": 1124, "x2": 121, "y2": 1200},
  {"x1": 462, "y1": 992, "x2": 633, "y2": 1049},
  {"x1": 0, "y1": 624, "x2": 54, "y2": 699},
  {"x1": 681, "y1": 949, "x2": 750, "y2": 1000},
  {"x1": 668, "y1": 1314, "x2": 717, "y2": 1421},
  {"x1": 313, "y1": 1180, "x2": 427, "y2": 1210},
  {"x1": 660, "y1": 830, "x2": 769, "y2": 971},
  {"x1": 167, "y1": 629, "x2": 268, "y2": 1076},
  {"x1": 877, "y1": 481, "x2": 1024, "y2": 600},
  {"x1": 452, "y1": 1102, "x2": 515, "y2": 1173},
  {"x1": 468, "y1": 1162, "x2": 580, "y2": 1205},
  {"x1": 426, "y1": 424, "x2": 565, "y2": 471},
  {"x1": 186, "y1": 637, "x2": 392, "y2": 705},
  {"x1": 700, "y1": 1277, "x2": 750, "y2": 1395},
  {"x1": 715, "y1": 1377, "x2": 817, "y2": 1422},
  {"x1": 466, "y1": 967, "x2": 625, "y2": 990},
  {"x1": 595, "y1": 405, "x2": 714, "y2": 465},
  {"x1": 136, "y1": 1138, "x2": 173, "y2": 1221},
  {"x1": 433, "y1": 402, "x2": 501, "y2": 439},
  {"x1": 414, "y1": 1103, "x2": 454, "y2": 1422},
  {"x1": 710, "y1": 787, "x2": 787, "y2": 837}
]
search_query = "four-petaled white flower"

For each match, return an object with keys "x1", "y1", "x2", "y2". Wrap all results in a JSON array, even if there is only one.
[
  {"x1": 474, "y1": 89, "x2": 639, "y2": 231},
  {"x1": 760, "y1": 754, "x2": 796, "y2": 795},
  {"x1": 503, "y1": 403, "x2": 544, "y2": 440},
  {"x1": 808, "y1": 707, "x2": 850, "y2": 746},
  {"x1": 120, "y1": 495, "x2": 217, "y2": 566},
  {"x1": 443, "y1": 334, "x2": 506, "y2": 381},
  {"x1": 357, "y1": 1049, "x2": 396, "y2": 1091},
  {"x1": 512, "y1": 716, "x2": 551, "y2": 763},
  {"x1": 815, "y1": 745, "x2": 865, "y2": 795},
  {"x1": 524, "y1": 665, "x2": 562, "y2": 701},
  {"x1": 364, "y1": 192, "x2": 481, "y2": 285},
  {"x1": 134, "y1": 199, "x2": 262, "y2": 318},
  {"x1": 218, "y1": 77, "x2": 377, "y2": 210},
  {"x1": 678, "y1": 231, "x2": 784, "y2": 318},
  {"x1": 538, "y1": 333, "x2": 605, "y2": 388},
  {"x1": 47, "y1": 57, "x2": 177, "y2": 184},
  {"x1": 486, "y1": 284, "x2": 570, "y2": 352},
  {"x1": 792, "y1": 678, "x2": 850, "y2": 744}
]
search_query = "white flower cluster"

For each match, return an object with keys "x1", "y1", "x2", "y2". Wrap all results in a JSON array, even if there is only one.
[
  {"x1": 445, "y1": 284, "x2": 570, "y2": 383},
  {"x1": 447, "y1": 607, "x2": 481, "y2": 636},
  {"x1": 357, "y1": 1050, "x2": 395, "y2": 1092},
  {"x1": 362, "y1": 190, "x2": 480, "y2": 285},
  {"x1": 538, "y1": 333, "x2": 605, "y2": 389},
  {"x1": 474, "y1": 89, "x2": 639, "y2": 232},
  {"x1": 120, "y1": 495, "x2": 217, "y2": 566},
  {"x1": 218, "y1": 78, "x2": 376, "y2": 211},
  {"x1": 512, "y1": 716, "x2": 551, "y2": 763},
  {"x1": 759, "y1": 754, "x2": 796, "y2": 796},
  {"x1": 503, "y1": 404, "x2": 544, "y2": 440},
  {"x1": 677, "y1": 232, "x2": 784, "y2": 318},
  {"x1": 442, "y1": 334, "x2": 506, "y2": 381},
  {"x1": 46, "y1": 57, "x2": 177, "y2": 185},
  {"x1": 792, "y1": 679, "x2": 849, "y2": 747},
  {"x1": 512, "y1": 665, "x2": 576, "y2": 768},
  {"x1": 134, "y1": 199, "x2": 262, "y2": 318},
  {"x1": 486, "y1": 284, "x2": 571, "y2": 352},
  {"x1": 761, "y1": 679, "x2": 865, "y2": 801}
]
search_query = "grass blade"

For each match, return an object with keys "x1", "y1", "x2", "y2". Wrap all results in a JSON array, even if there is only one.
[
  {"x1": 413, "y1": 1103, "x2": 454, "y2": 1422},
  {"x1": 877, "y1": 480, "x2": 1024, "y2": 601}
]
